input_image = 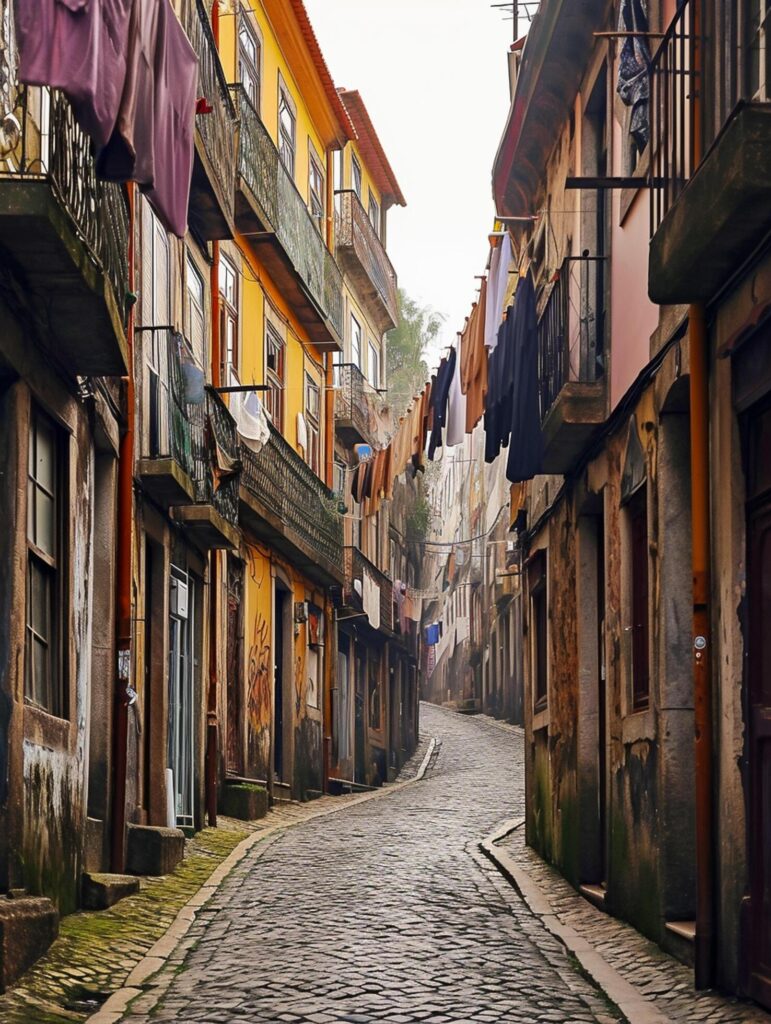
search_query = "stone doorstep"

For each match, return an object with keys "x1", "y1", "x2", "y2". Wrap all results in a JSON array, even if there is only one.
[
  {"x1": 0, "y1": 895, "x2": 59, "y2": 994},
  {"x1": 81, "y1": 873, "x2": 141, "y2": 911},
  {"x1": 480, "y1": 820, "x2": 671, "y2": 1024},
  {"x1": 126, "y1": 823, "x2": 186, "y2": 877}
]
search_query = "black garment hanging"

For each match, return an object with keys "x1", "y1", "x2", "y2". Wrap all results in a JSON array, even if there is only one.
[
  {"x1": 427, "y1": 348, "x2": 457, "y2": 460},
  {"x1": 505, "y1": 273, "x2": 543, "y2": 483}
]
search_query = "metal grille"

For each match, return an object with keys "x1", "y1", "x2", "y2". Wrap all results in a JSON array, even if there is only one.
[
  {"x1": 231, "y1": 85, "x2": 344, "y2": 339},
  {"x1": 334, "y1": 362, "x2": 378, "y2": 443},
  {"x1": 0, "y1": 46, "x2": 129, "y2": 319},
  {"x1": 181, "y1": 0, "x2": 237, "y2": 217},
  {"x1": 240, "y1": 419, "x2": 343, "y2": 568},
  {"x1": 336, "y1": 190, "x2": 399, "y2": 327},
  {"x1": 345, "y1": 546, "x2": 394, "y2": 634},
  {"x1": 650, "y1": 0, "x2": 769, "y2": 233}
]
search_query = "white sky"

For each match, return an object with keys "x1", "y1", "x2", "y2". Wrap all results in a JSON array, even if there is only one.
[{"x1": 304, "y1": 0, "x2": 523, "y2": 371}]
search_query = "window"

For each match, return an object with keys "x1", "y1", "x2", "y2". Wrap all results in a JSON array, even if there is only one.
[
  {"x1": 220, "y1": 255, "x2": 238, "y2": 377},
  {"x1": 26, "y1": 407, "x2": 64, "y2": 717},
  {"x1": 368, "y1": 192, "x2": 380, "y2": 236},
  {"x1": 367, "y1": 341, "x2": 380, "y2": 389},
  {"x1": 309, "y1": 148, "x2": 325, "y2": 233},
  {"x1": 238, "y1": 19, "x2": 260, "y2": 111},
  {"x1": 305, "y1": 373, "x2": 320, "y2": 475},
  {"x1": 529, "y1": 551, "x2": 547, "y2": 711},
  {"x1": 142, "y1": 202, "x2": 170, "y2": 326},
  {"x1": 334, "y1": 458, "x2": 346, "y2": 497},
  {"x1": 265, "y1": 321, "x2": 285, "y2": 428},
  {"x1": 747, "y1": 0, "x2": 771, "y2": 101},
  {"x1": 278, "y1": 85, "x2": 296, "y2": 177},
  {"x1": 368, "y1": 656, "x2": 381, "y2": 731},
  {"x1": 628, "y1": 487, "x2": 650, "y2": 710},
  {"x1": 186, "y1": 256, "x2": 205, "y2": 367},
  {"x1": 351, "y1": 153, "x2": 362, "y2": 198},
  {"x1": 351, "y1": 314, "x2": 362, "y2": 369}
]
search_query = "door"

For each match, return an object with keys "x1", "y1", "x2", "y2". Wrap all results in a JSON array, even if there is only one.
[
  {"x1": 273, "y1": 589, "x2": 285, "y2": 782},
  {"x1": 597, "y1": 515, "x2": 607, "y2": 885},
  {"x1": 747, "y1": 402, "x2": 771, "y2": 1008},
  {"x1": 226, "y1": 557, "x2": 243, "y2": 776},
  {"x1": 168, "y1": 566, "x2": 195, "y2": 828},
  {"x1": 354, "y1": 647, "x2": 367, "y2": 785}
]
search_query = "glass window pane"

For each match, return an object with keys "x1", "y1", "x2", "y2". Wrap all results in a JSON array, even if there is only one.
[
  {"x1": 35, "y1": 487, "x2": 55, "y2": 556},
  {"x1": 29, "y1": 558, "x2": 49, "y2": 637},
  {"x1": 35, "y1": 416, "x2": 55, "y2": 491}
]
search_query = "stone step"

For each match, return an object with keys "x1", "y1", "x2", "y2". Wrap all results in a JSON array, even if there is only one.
[
  {"x1": 81, "y1": 873, "x2": 140, "y2": 911},
  {"x1": 0, "y1": 895, "x2": 58, "y2": 993},
  {"x1": 126, "y1": 824, "x2": 186, "y2": 877}
]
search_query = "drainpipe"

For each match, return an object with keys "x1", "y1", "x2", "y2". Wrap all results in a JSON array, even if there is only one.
[
  {"x1": 206, "y1": 243, "x2": 221, "y2": 828},
  {"x1": 111, "y1": 183, "x2": 136, "y2": 872},
  {"x1": 690, "y1": 301, "x2": 714, "y2": 988}
]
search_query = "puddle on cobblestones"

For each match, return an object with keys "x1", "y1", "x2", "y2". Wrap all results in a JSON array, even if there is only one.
[{"x1": 62, "y1": 986, "x2": 110, "y2": 1013}]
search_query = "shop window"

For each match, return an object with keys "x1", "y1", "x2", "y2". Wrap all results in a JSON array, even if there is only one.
[{"x1": 26, "y1": 407, "x2": 65, "y2": 717}]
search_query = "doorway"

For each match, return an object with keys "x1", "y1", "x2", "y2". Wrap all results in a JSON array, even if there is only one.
[
  {"x1": 746, "y1": 399, "x2": 771, "y2": 1009},
  {"x1": 273, "y1": 587, "x2": 286, "y2": 783},
  {"x1": 226, "y1": 557, "x2": 243, "y2": 776},
  {"x1": 168, "y1": 564, "x2": 195, "y2": 828}
]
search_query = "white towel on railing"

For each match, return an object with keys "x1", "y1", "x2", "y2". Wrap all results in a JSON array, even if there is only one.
[
  {"x1": 297, "y1": 412, "x2": 308, "y2": 451},
  {"x1": 231, "y1": 390, "x2": 270, "y2": 453},
  {"x1": 362, "y1": 569, "x2": 380, "y2": 630}
]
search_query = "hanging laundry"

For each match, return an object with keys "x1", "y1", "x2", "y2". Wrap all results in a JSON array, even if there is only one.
[
  {"x1": 230, "y1": 389, "x2": 270, "y2": 453},
  {"x1": 505, "y1": 273, "x2": 543, "y2": 483},
  {"x1": 617, "y1": 0, "x2": 651, "y2": 153},
  {"x1": 446, "y1": 342, "x2": 466, "y2": 447},
  {"x1": 362, "y1": 569, "x2": 380, "y2": 630},
  {"x1": 141, "y1": 0, "x2": 197, "y2": 238},
  {"x1": 296, "y1": 411, "x2": 308, "y2": 451},
  {"x1": 427, "y1": 350, "x2": 456, "y2": 460},
  {"x1": 484, "y1": 232, "x2": 512, "y2": 350},
  {"x1": 460, "y1": 278, "x2": 488, "y2": 433},
  {"x1": 15, "y1": 0, "x2": 133, "y2": 148},
  {"x1": 424, "y1": 622, "x2": 440, "y2": 646}
]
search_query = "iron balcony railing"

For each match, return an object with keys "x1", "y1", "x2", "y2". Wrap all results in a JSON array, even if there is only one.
[
  {"x1": 344, "y1": 546, "x2": 394, "y2": 634},
  {"x1": 537, "y1": 257, "x2": 605, "y2": 421},
  {"x1": 0, "y1": 69, "x2": 129, "y2": 321},
  {"x1": 240, "y1": 419, "x2": 343, "y2": 568},
  {"x1": 650, "y1": 0, "x2": 769, "y2": 232},
  {"x1": 181, "y1": 0, "x2": 237, "y2": 216},
  {"x1": 334, "y1": 362, "x2": 379, "y2": 442},
  {"x1": 335, "y1": 190, "x2": 399, "y2": 328},
  {"x1": 231, "y1": 86, "x2": 344, "y2": 338},
  {"x1": 145, "y1": 329, "x2": 240, "y2": 527}
]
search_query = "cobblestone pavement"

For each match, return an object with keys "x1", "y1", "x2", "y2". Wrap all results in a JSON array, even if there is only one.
[
  {"x1": 121, "y1": 705, "x2": 620, "y2": 1024},
  {"x1": 0, "y1": 737, "x2": 431, "y2": 1024},
  {"x1": 502, "y1": 826, "x2": 770, "y2": 1023}
]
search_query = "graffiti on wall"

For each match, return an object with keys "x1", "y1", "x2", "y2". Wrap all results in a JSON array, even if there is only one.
[{"x1": 246, "y1": 611, "x2": 271, "y2": 776}]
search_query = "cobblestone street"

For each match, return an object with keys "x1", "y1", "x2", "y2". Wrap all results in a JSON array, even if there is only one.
[{"x1": 119, "y1": 706, "x2": 619, "y2": 1024}]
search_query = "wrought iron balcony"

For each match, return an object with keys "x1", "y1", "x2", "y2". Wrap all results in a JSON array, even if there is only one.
[
  {"x1": 334, "y1": 363, "x2": 380, "y2": 446},
  {"x1": 230, "y1": 86, "x2": 344, "y2": 351},
  {"x1": 0, "y1": 65, "x2": 128, "y2": 374},
  {"x1": 138, "y1": 328, "x2": 240, "y2": 549},
  {"x1": 343, "y1": 546, "x2": 394, "y2": 634},
  {"x1": 240, "y1": 419, "x2": 344, "y2": 585},
  {"x1": 537, "y1": 257, "x2": 606, "y2": 474},
  {"x1": 181, "y1": 0, "x2": 237, "y2": 239},
  {"x1": 335, "y1": 190, "x2": 399, "y2": 334},
  {"x1": 649, "y1": 0, "x2": 771, "y2": 303}
]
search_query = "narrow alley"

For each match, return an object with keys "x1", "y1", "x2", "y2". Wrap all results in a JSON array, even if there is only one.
[{"x1": 111, "y1": 706, "x2": 620, "y2": 1024}]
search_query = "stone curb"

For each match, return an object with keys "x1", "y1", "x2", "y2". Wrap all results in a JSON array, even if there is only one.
[
  {"x1": 479, "y1": 817, "x2": 670, "y2": 1024},
  {"x1": 88, "y1": 736, "x2": 438, "y2": 1023}
]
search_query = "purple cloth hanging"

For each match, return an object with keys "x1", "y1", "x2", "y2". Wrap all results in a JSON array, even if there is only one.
[
  {"x1": 141, "y1": 0, "x2": 197, "y2": 238},
  {"x1": 15, "y1": 0, "x2": 132, "y2": 148}
]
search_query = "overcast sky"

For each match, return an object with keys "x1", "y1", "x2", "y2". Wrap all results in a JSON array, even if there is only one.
[{"x1": 304, "y1": 0, "x2": 523, "y2": 371}]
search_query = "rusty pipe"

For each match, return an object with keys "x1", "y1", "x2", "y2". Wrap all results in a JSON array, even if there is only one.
[
  {"x1": 690, "y1": 301, "x2": 714, "y2": 988},
  {"x1": 110, "y1": 183, "x2": 136, "y2": 872}
]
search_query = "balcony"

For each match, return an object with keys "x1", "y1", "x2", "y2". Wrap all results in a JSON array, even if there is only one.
[
  {"x1": 0, "y1": 74, "x2": 128, "y2": 375},
  {"x1": 334, "y1": 363, "x2": 381, "y2": 446},
  {"x1": 649, "y1": 0, "x2": 771, "y2": 304},
  {"x1": 137, "y1": 329, "x2": 240, "y2": 549},
  {"x1": 240, "y1": 420, "x2": 344, "y2": 586},
  {"x1": 538, "y1": 257, "x2": 606, "y2": 474},
  {"x1": 335, "y1": 190, "x2": 399, "y2": 334},
  {"x1": 230, "y1": 86, "x2": 344, "y2": 351},
  {"x1": 181, "y1": 0, "x2": 237, "y2": 239},
  {"x1": 343, "y1": 546, "x2": 394, "y2": 634}
]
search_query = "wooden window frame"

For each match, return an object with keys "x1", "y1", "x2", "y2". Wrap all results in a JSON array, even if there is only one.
[
  {"x1": 278, "y1": 81, "x2": 296, "y2": 178},
  {"x1": 305, "y1": 372, "x2": 320, "y2": 476},
  {"x1": 186, "y1": 254, "x2": 206, "y2": 369},
  {"x1": 308, "y1": 143, "x2": 325, "y2": 234},
  {"x1": 265, "y1": 320, "x2": 285, "y2": 430},
  {"x1": 26, "y1": 405, "x2": 67, "y2": 718},
  {"x1": 529, "y1": 550, "x2": 548, "y2": 712},
  {"x1": 350, "y1": 313, "x2": 362, "y2": 369},
  {"x1": 367, "y1": 340, "x2": 380, "y2": 389},
  {"x1": 238, "y1": 16, "x2": 261, "y2": 113},
  {"x1": 368, "y1": 191, "x2": 380, "y2": 236},
  {"x1": 220, "y1": 254, "x2": 239, "y2": 379},
  {"x1": 351, "y1": 153, "x2": 362, "y2": 199}
]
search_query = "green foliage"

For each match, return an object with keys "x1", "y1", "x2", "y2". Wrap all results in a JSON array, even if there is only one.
[
  {"x1": 386, "y1": 289, "x2": 444, "y2": 420},
  {"x1": 406, "y1": 493, "x2": 431, "y2": 543}
]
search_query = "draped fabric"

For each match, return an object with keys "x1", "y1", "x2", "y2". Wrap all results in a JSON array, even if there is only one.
[
  {"x1": 617, "y1": 0, "x2": 651, "y2": 152},
  {"x1": 460, "y1": 278, "x2": 488, "y2": 434},
  {"x1": 427, "y1": 349, "x2": 456, "y2": 460}
]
